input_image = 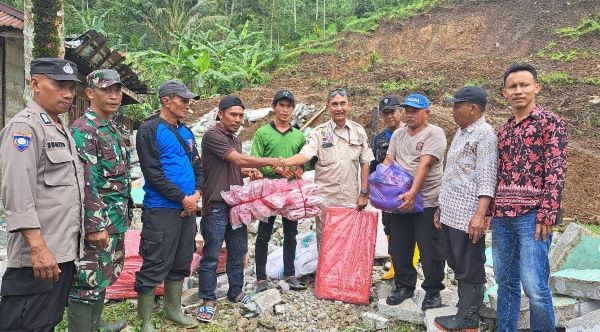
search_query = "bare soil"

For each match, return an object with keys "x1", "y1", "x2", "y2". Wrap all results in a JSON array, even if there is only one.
[{"x1": 189, "y1": 0, "x2": 600, "y2": 222}]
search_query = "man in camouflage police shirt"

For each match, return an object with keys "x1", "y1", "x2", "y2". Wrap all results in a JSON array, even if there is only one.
[{"x1": 67, "y1": 69, "x2": 131, "y2": 332}]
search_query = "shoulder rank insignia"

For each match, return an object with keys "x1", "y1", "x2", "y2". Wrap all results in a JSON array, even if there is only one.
[
  {"x1": 40, "y1": 113, "x2": 52, "y2": 125},
  {"x1": 13, "y1": 132, "x2": 32, "y2": 152}
]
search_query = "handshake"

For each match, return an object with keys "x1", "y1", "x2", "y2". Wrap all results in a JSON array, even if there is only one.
[{"x1": 271, "y1": 157, "x2": 303, "y2": 179}]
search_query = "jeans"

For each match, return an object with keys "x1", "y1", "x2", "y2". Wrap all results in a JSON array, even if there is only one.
[
  {"x1": 255, "y1": 216, "x2": 298, "y2": 280},
  {"x1": 492, "y1": 209, "x2": 555, "y2": 332},
  {"x1": 197, "y1": 204, "x2": 248, "y2": 302}
]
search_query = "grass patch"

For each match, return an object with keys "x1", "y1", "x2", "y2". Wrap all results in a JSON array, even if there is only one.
[
  {"x1": 381, "y1": 76, "x2": 443, "y2": 95},
  {"x1": 343, "y1": 0, "x2": 442, "y2": 33},
  {"x1": 585, "y1": 75, "x2": 600, "y2": 87},
  {"x1": 364, "y1": 50, "x2": 383, "y2": 72},
  {"x1": 539, "y1": 71, "x2": 575, "y2": 85},
  {"x1": 536, "y1": 43, "x2": 587, "y2": 62},
  {"x1": 463, "y1": 77, "x2": 492, "y2": 87},
  {"x1": 583, "y1": 223, "x2": 600, "y2": 236},
  {"x1": 556, "y1": 11, "x2": 600, "y2": 39}
]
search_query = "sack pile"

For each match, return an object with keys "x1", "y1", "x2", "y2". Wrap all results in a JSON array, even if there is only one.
[{"x1": 221, "y1": 178, "x2": 324, "y2": 228}]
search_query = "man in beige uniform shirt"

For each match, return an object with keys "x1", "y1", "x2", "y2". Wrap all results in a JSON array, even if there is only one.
[
  {"x1": 0, "y1": 58, "x2": 85, "y2": 332},
  {"x1": 285, "y1": 88, "x2": 374, "y2": 251}
]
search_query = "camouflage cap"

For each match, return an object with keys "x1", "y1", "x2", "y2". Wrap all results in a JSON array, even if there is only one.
[{"x1": 87, "y1": 69, "x2": 122, "y2": 88}]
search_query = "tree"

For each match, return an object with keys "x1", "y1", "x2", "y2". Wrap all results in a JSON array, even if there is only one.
[{"x1": 31, "y1": 0, "x2": 65, "y2": 58}]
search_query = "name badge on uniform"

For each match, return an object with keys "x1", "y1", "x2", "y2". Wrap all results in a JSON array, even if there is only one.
[
  {"x1": 322, "y1": 135, "x2": 334, "y2": 148},
  {"x1": 13, "y1": 132, "x2": 32, "y2": 152},
  {"x1": 40, "y1": 113, "x2": 52, "y2": 125}
]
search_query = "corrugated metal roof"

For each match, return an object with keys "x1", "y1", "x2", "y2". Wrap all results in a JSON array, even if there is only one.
[{"x1": 0, "y1": 3, "x2": 24, "y2": 31}]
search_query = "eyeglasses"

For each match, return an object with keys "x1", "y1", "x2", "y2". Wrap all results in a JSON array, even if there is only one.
[{"x1": 328, "y1": 88, "x2": 347, "y2": 99}]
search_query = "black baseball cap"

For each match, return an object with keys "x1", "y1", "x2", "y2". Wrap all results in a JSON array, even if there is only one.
[
  {"x1": 379, "y1": 95, "x2": 401, "y2": 112},
  {"x1": 30, "y1": 57, "x2": 81, "y2": 82},
  {"x1": 448, "y1": 86, "x2": 487, "y2": 109},
  {"x1": 219, "y1": 94, "x2": 245, "y2": 111},
  {"x1": 158, "y1": 79, "x2": 199, "y2": 100},
  {"x1": 273, "y1": 90, "x2": 295, "y2": 104}
]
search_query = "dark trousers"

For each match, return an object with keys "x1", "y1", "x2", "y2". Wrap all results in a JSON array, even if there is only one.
[
  {"x1": 0, "y1": 261, "x2": 75, "y2": 332},
  {"x1": 255, "y1": 216, "x2": 299, "y2": 280},
  {"x1": 382, "y1": 212, "x2": 392, "y2": 236},
  {"x1": 442, "y1": 224, "x2": 486, "y2": 284},
  {"x1": 197, "y1": 203, "x2": 248, "y2": 302},
  {"x1": 389, "y1": 207, "x2": 445, "y2": 295},
  {"x1": 134, "y1": 208, "x2": 196, "y2": 294}
]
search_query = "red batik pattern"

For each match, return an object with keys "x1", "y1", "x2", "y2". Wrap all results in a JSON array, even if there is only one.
[{"x1": 492, "y1": 105, "x2": 568, "y2": 225}]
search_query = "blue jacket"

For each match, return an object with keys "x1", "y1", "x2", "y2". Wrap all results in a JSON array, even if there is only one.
[{"x1": 136, "y1": 115, "x2": 203, "y2": 209}]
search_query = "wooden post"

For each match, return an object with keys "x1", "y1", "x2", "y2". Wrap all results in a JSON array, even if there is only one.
[{"x1": 369, "y1": 106, "x2": 379, "y2": 145}]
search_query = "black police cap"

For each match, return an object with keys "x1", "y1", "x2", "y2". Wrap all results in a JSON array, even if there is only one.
[{"x1": 30, "y1": 57, "x2": 81, "y2": 82}]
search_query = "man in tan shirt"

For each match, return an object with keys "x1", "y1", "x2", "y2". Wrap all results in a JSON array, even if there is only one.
[
  {"x1": 0, "y1": 58, "x2": 85, "y2": 331},
  {"x1": 382, "y1": 93, "x2": 447, "y2": 311},
  {"x1": 285, "y1": 89, "x2": 374, "y2": 251}
]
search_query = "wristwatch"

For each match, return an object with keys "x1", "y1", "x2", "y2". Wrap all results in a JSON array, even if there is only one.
[{"x1": 359, "y1": 189, "x2": 369, "y2": 196}]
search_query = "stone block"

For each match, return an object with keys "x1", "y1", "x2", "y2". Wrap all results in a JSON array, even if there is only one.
[
  {"x1": 274, "y1": 304, "x2": 289, "y2": 315},
  {"x1": 361, "y1": 312, "x2": 389, "y2": 330},
  {"x1": 549, "y1": 223, "x2": 591, "y2": 272},
  {"x1": 423, "y1": 306, "x2": 458, "y2": 332},
  {"x1": 252, "y1": 288, "x2": 282, "y2": 314},
  {"x1": 377, "y1": 298, "x2": 424, "y2": 324},
  {"x1": 564, "y1": 308, "x2": 600, "y2": 332},
  {"x1": 181, "y1": 289, "x2": 200, "y2": 307},
  {"x1": 517, "y1": 295, "x2": 580, "y2": 329},
  {"x1": 377, "y1": 283, "x2": 393, "y2": 300},
  {"x1": 278, "y1": 279, "x2": 290, "y2": 292},
  {"x1": 413, "y1": 288, "x2": 458, "y2": 309},
  {"x1": 551, "y1": 269, "x2": 600, "y2": 300}
]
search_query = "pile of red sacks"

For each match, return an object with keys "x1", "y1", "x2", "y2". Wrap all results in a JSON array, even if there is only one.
[{"x1": 221, "y1": 178, "x2": 323, "y2": 228}]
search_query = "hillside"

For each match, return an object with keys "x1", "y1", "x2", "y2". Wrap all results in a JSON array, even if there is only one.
[{"x1": 190, "y1": 0, "x2": 600, "y2": 223}]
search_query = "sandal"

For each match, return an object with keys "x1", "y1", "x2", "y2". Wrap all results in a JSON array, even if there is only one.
[
  {"x1": 234, "y1": 292, "x2": 252, "y2": 304},
  {"x1": 254, "y1": 280, "x2": 270, "y2": 293},
  {"x1": 285, "y1": 276, "x2": 307, "y2": 290},
  {"x1": 196, "y1": 301, "x2": 216, "y2": 323}
]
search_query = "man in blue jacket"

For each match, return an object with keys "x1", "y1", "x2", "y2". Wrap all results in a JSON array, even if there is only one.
[{"x1": 134, "y1": 80, "x2": 202, "y2": 331}]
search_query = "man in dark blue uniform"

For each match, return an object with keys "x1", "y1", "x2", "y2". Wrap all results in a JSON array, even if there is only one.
[
  {"x1": 371, "y1": 95, "x2": 405, "y2": 280},
  {"x1": 134, "y1": 80, "x2": 203, "y2": 332}
]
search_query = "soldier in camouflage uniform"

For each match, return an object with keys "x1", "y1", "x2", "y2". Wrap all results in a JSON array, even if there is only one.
[{"x1": 67, "y1": 69, "x2": 132, "y2": 332}]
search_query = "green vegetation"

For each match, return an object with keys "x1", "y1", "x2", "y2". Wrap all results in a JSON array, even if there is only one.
[
  {"x1": 344, "y1": 0, "x2": 442, "y2": 33},
  {"x1": 381, "y1": 76, "x2": 442, "y2": 94},
  {"x1": 556, "y1": 11, "x2": 600, "y2": 39},
  {"x1": 463, "y1": 77, "x2": 492, "y2": 87},
  {"x1": 539, "y1": 71, "x2": 575, "y2": 85},
  {"x1": 536, "y1": 43, "x2": 588, "y2": 62},
  {"x1": 583, "y1": 223, "x2": 600, "y2": 236},
  {"x1": 585, "y1": 75, "x2": 600, "y2": 87},
  {"x1": 32, "y1": 0, "x2": 62, "y2": 58}
]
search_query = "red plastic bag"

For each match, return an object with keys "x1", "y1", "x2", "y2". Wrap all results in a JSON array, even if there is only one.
[
  {"x1": 106, "y1": 230, "x2": 165, "y2": 299},
  {"x1": 106, "y1": 230, "x2": 212, "y2": 300},
  {"x1": 315, "y1": 206, "x2": 378, "y2": 304}
]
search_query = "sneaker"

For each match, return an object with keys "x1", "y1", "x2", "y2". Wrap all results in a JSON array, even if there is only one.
[
  {"x1": 385, "y1": 287, "x2": 414, "y2": 306},
  {"x1": 254, "y1": 280, "x2": 270, "y2": 293},
  {"x1": 285, "y1": 276, "x2": 307, "y2": 290},
  {"x1": 421, "y1": 292, "x2": 442, "y2": 311}
]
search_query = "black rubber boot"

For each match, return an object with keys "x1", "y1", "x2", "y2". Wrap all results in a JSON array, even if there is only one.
[
  {"x1": 67, "y1": 299, "x2": 93, "y2": 332},
  {"x1": 434, "y1": 282, "x2": 484, "y2": 331},
  {"x1": 92, "y1": 291, "x2": 127, "y2": 331}
]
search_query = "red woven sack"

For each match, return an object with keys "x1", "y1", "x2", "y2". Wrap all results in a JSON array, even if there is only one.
[{"x1": 314, "y1": 206, "x2": 378, "y2": 304}]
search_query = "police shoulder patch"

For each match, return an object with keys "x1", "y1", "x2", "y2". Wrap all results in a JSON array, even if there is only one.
[
  {"x1": 40, "y1": 113, "x2": 52, "y2": 125},
  {"x1": 13, "y1": 132, "x2": 32, "y2": 152}
]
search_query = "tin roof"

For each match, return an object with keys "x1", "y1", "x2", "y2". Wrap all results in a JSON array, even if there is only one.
[{"x1": 0, "y1": 3, "x2": 24, "y2": 31}]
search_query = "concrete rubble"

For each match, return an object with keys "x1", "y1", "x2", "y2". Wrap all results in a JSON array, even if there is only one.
[
  {"x1": 361, "y1": 312, "x2": 389, "y2": 330},
  {"x1": 563, "y1": 308, "x2": 600, "y2": 331}
]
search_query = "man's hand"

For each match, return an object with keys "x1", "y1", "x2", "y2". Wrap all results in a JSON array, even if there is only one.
[
  {"x1": 270, "y1": 158, "x2": 287, "y2": 168},
  {"x1": 535, "y1": 224, "x2": 553, "y2": 241},
  {"x1": 181, "y1": 192, "x2": 200, "y2": 217},
  {"x1": 248, "y1": 168, "x2": 263, "y2": 181},
  {"x1": 468, "y1": 214, "x2": 487, "y2": 243},
  {"x1": 274, "y1": 166, "x2": 294, "y2": 179},
  {"x1": 293, "y1": 167, "x2": 304, "y2": 179},
  {"x1": 357, "y1": 194, "x2": 368, "y2": 211},
  {"x1": 398, "y1": 190, "x2": 417, "y2": 212},
  {"x1": 30, "y1": 244, "x2": 61, "y2": 281},
  {"x1": 433, "y1": 208, "x2": 441, "y2": 230},
  {"x1": 86, "y1": 229, "x2": 109, "y2": 248}
]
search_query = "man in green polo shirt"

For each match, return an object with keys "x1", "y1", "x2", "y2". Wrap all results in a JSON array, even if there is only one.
[{"x1": 250, "y1": 90, "x2": 307, "y2": 291}]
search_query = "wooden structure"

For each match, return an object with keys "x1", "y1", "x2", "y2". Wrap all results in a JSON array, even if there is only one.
[
  {"x1": 0, "y1": 4, "x2": 148, "y2": 130},
  {"x1": 0, "y1": 2, "x2": 25, "y2": 128}
]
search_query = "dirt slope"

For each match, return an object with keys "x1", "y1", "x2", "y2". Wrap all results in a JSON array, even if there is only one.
[{"x1": 190, "y1": 0, "x2": 600, "y2": 222}]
